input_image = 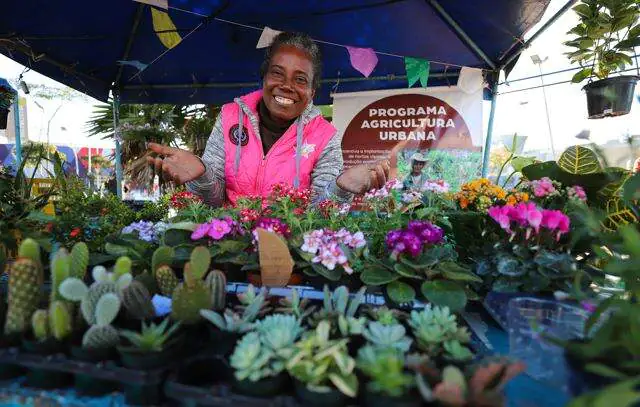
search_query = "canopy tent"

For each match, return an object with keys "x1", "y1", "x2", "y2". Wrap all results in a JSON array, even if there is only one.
[{"x1": 1, "y1": 0, "x2": 574, "y2": 196}]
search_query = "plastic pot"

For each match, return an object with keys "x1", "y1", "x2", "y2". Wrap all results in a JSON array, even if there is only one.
[
  {"x1": 207, "y1": 326, "x2": 240, "y2": 356},
  {"x1": 118, "y1": 345, "x2": 178, "y2": 406},
  {"x1": 232, "y1": 373, "x2": 288, "y2": 398},
  {"x1": 583, "y1": 76, "x2": 638, "y2": 119},
  {"x1": 22, "y1": 338, "x2": 73, "y2": 389},
  {"x1": 71, "y1": 346, "x2": 119, "y2": 396},
  {"x1": 294, "y1": 380, "x2": 348, "y2": 407},
  {"x1": 0, "y1": 108, "x2": 8, "y2": 130},
  {"x1": 0, "y1": 334, "x2": 26, "y2": 380},
  {"x1": 363, "y1": 388, "x2": 422, "y2": 407}
]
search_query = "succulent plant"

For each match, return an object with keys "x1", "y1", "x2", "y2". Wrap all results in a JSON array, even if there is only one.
[
  {"x1": 415, "y1": 359, "x2": 526, "y2": 406},
  {"x1": 338, "y1": 315, "x2": 368, "y2": 337},
  {"x1": 5, "y1": 238, "x2": 43, "y2": 335},
  {"x1": 31, "y1": 309, "x2": 49, "y2": 341},
  {"x1": 357, "y1": 345, "x2": 414, "y2": 397},
  {"x1": 255, "y1": 314, "x2": 303, "y2": 358},
  {"x1": 365, "y1": 306, "x2": 406, "y2": 326},
  {"x1": 309, "y1": 285, "x2": 367, "y2": 332},
  {"x1": 362, "y1": 321, "x2": 413, "y2": 352},
  {"x1": 408, "y1": 305, "x2": 472, "y2": 359},
  {"x1": 120, "y1": 318, "x2": 181, "y2": 352},
  {"x1": 200, "y1": 295, "x2": 263, "y2": 334},
  {"x1": 49, "y1": 300, "x2": 73, "y2": 341},
  {"x1": 275, "y1": 288, "x2": 316, "y2": 320},
  {"x1": 152, "y1": 246, "x2": 174, "y2": 274},
  {"x1": 113, "y1": 256, "x2": 133, "y2": 279},
  {"x1": 235, "y1": 284, "x2": 271, "y2": 316},
  {"x1": 121, "y1": 280, "x2": 155, "y2": 320},
  {"x1": 81, "y1": 293, "x2": 121, "y2": 349},
  {"x1": 443, "y1": 340, "x2": 474, "y2": 362},
  {"x1": 230, "y1": 331, "x2": 279, "y2": 382},
  {"x1": 286, "y1": 321, "x2": 358, "y2": 398},
  {"x1": 205, "y1": 270, "x2": 227, "y2": 311},
  {"x1": 69, "y1": 242, "x2": 89, "y2": 280},
  {"x1": 189, "y1": 246, "x2": 211, "y2": 280},
  {"x1": 171, "y1": 262, "x2": 212, "y2": 324}
]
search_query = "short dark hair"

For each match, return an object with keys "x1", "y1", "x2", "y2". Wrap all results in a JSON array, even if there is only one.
[{"x1": 260, "y1": 31, "x2": 323, "y2": 90}]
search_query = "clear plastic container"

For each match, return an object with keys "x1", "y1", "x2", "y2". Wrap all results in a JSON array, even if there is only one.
[{"x1": 507, "y1": 297, "x2": 591, "y2": 391}]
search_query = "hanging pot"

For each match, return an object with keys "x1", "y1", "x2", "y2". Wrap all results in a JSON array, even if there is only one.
[
  {"x1": 583, "y1": 76, "x2": 639, "y2": 119},
  {"x1": 0, "y1": 108, "x2": 9, "y2": 130}
]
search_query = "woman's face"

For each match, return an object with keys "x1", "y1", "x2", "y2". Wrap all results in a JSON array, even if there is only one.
[{"x1": 263, "y1": 45, "x2": 315, "y2": 123}]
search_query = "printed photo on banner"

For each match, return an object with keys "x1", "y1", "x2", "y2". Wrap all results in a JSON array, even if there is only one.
[{"x1": 332, "y1": 87, "x2": 483, "y2": 192}]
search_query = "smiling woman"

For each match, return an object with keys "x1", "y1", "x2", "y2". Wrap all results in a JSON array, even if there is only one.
[{"x1": 147, "y1": 32, "x2": 390, "y2": 207}]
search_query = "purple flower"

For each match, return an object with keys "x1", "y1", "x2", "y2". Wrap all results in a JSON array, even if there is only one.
[
  {"x1": 401, "y1": 232, "x2": 423, "y2": 257},
  {"x1": 581, "y1": 300, "x2": 597, "y2": 313},
  {"x1": 191, "y1": 223, "x2": 211, "y2": 240},
  {"x1": 207, "y1": 219, "x2": 231, "y2": 240}
]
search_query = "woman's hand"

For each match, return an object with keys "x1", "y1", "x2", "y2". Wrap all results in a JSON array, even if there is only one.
[
  {"x1": 146, "y1": 143, "x2": 206, "y2": 185},
  {"x1": 336, "y1": 160, "x2": 391, "y2": 194}
]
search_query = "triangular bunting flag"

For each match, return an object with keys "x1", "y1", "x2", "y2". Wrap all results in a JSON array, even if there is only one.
[
  {"x1": 457, "y1": 67, "x2": 484, "y2": 94},
  {"x1": 346, "y1": 46, "x2": 378, "y2": 78},
  {"x1": 256, "y1": 27, "x2": 282, "y2": 49},
  {"x1": 133, "y1": 0, "x2": 168, "y2": 10},
  {"x1": 151, "y1": 8, "x2": 182, "y2": 49},
  {"x1": 117, "y1": 60, "x2": 149, "y2": 73},
  {"x1": 405, "y1": 57, "x2": 430, "y2": 88}
]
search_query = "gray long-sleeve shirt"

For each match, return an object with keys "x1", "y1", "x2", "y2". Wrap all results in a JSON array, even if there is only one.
[{"x1": 186, "y1": 97, "x2": 352, "y2": 207}]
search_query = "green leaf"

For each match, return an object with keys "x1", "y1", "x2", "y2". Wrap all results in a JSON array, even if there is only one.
[
  {"x1": 216, "y1": 240, "x2": 249, "y2": 254},
  {"x1": 437, "y1": 261, "x2": 482, "y2": 282},
  {"x1": 603, "y1": 197, "x2": 638, "y2": 232},
  {"x1": 421, "y1": 281, "x2": 467, "y2": 311},
  {"x1": 394, "y1": 263, "x2": 420, "y2": 279},
  {"x1": 311, "y1": 264, "x2": 342, "y2": 281},
  {"x1": 511, "y1": 156, "x2": 537, "y2": 172},
  {"x1": 558, "y1": 145, "x2": 602, "y2": 175},
  {"x1": 399, "y1": 255, "x2": 423, "y2": 271},
  {"x1": 405, "y1": 57, "x2": 430, "y2": 88},
  {"x1": 622, "y1": 173, "x2": 640, "y2": 204},
  {"x1": 386, "y1": 281, "x2": 416, "y2": 304},
  {"x1": 105, "y1": 243, "x2": 129, "y2": 256},
  {"x1": 615, "y1": 38, "x2": 640, "y2": 50},
  {"x1": 572, "y1": 67, "x2": 594, "y2": 83},
  {"x1": 585, "y1": 296, "x2": 616, "y2": 336},
  {"x1": 572, "y1": 4, "x2": 592, "y2": 19},
  {"x1": 163, "y1": 228, "x2": 193, "y2": 246},
  {"x1": 361, "y1": 266, "x2": 400, "y2": 286}
]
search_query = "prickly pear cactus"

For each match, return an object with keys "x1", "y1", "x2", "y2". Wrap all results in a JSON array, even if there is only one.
[
  {"x1": 5, "y1": 239, "x2": 43, "y2": 336},
  {"x1": 114, "y1": 256, "x2": 132, "y2": 279},
  {"x1": 156, "y1": 265, "x2": 179, "y2": 297},
  {"x1": 31, "y1": 309, "x2": 49, "y2": 341},
  {"x1": 205, "y1": 270, "x2": 227, "y2": 311},
  {"x1": 82, "y1": 325, "x2": 119, "y2": 349},
  {"x1": 189, "y1": 246, "x2": 211, "y2": 281},
  {"x1": 80, "y1": 282, "x2": 118, "y2": 325},
  {"x1": 69, "y1": 242, "x2": 89, "y2": 280},
  {"x1": 49, "y1": 301, "x2": 72, "y2": 341},
  {"x1": 121, "y1": 281, "x2": 155, "y2": 320},
  {"x1": 50, "y1": 249, "x2": 71, "y2": 303},
  {"x1": 171, "y1": 263, "x2": 212, "y2": 325}
]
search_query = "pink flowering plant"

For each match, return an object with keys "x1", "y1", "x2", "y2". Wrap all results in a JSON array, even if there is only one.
[
  {"x1": 360, "y1": 220, "x2": 481, "y2": 310},
  {"x1": 188, "y1": 216, "x2": 253, "y2": 266},
  {"x1": 474, "y1": 202, "x2": 581, "y2": 293},
  {"x1": 520, "y1": 177, "x2": 588, "y2": 211}
]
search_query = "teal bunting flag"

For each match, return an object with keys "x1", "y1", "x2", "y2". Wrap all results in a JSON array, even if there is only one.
[{"x1": 404, "y1": 57, "x2": 430, "y2": 88}]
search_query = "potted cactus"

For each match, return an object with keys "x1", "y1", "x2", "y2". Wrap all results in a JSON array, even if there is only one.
[
  {"x1": 152, "y1": 246, "x2": 179, "y2": 297},
  {"x1": 229, "y1": 314, "x2": 303, "y2": 397},
  {"x1": 357, "y1": 346, "x2": 419, "y2": 407},
  {"x1": 170, "y1": 246, "x2": 213, "y2": 325},
  {"x1": 287, "y1": 321, "x2": 359, "y2": 407},
  {"x1": 565, "y1": 0, "x2": 640, "y2": 118}
]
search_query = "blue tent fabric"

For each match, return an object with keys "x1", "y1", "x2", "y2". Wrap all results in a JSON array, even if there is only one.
[{"x1": 0, "y1": 0, "x2": 550, "y2": 105}]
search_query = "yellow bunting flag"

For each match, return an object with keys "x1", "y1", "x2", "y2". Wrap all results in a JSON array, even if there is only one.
[
  {"x1": 257, "y1": 228, "x2": 294, "y2": 287},
  {"x1": 151, "y1": 8, "x2": 182, "y2": 49}
]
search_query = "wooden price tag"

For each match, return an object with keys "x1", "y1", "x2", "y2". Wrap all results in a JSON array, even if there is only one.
[{"x1": 257, "y1": 228, "x2": 294, "y2": 287}]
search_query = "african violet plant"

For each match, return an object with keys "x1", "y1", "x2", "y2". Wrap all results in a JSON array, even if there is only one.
[
  {"x1": 473, "y1": 202, "x2": 580, "y2": 294},
  {"x1": 361, "y1": 220, "x2": 480, "y2": 310}
]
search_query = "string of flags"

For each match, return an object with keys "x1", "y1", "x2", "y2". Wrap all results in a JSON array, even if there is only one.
[{"x1": 130, "y1": 0, "x2": 485, "y2": 92}]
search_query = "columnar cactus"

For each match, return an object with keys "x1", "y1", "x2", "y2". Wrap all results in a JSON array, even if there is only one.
[
  {"x1": 171, "y1": 262, "x2": 212, "y2": 325},
  {"x1": 69, "y1": 242, "x2": 89, "y2": 280},
  {"x1": 205, "y1": 270, "x2": 227, "y2": 311},
  {"x1": 49, "y1": 301, "x2": 72, "y2": 341},
  {"x1": 50, "y1": 249, "x2": 71, "y2": 303},
  {"x1": 5, "y1": 239, "x2": 43, "y2": 335},
  {"x1": 31, "y1": 310, "x2": 49, "y2": 341},
  {"x1": 121, "y1": 281, "x2": 155, "y2": 320},
  {"x1": 152, "y1": 246, "x2": 178, "y2": 297}
]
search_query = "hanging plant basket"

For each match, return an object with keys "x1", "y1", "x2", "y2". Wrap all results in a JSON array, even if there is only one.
[
  {"x1": 583, "y1": 76, "x2": 638, "y2": 119},
  {"x1": 0, "y1": 107, "x2": 9, "y2": 130}
]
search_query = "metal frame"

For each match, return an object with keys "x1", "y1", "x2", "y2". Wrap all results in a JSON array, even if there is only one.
[{"x1": 13, "y1": 97, "x2": 21, "y2": 168}]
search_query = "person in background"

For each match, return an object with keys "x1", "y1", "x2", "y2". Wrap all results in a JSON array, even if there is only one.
[
  {"x1": 403, "y1": 152, "x2": 429, "y2": 190},
  {"x1": 146, "y1": 31, "x2": 389, "y2": 207}
]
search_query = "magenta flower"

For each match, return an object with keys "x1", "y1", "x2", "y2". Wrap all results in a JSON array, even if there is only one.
[
  {"x1": 524, "y1": 203, "x2": 543, "y2": 232},
  {"x1": 208, "y1": 219, "x2": 231, "y2": 240},
  {"x1": 567, "y1": 185, "x2": 587, "y2": 202},
  {"x1": 532, "y1": 177, "x2": 557, "y2": 198},
  {"x1": 191, "y1": 223, "x2": 210, "y2": 240},
  {"x1": 581, "y1": 300, "x2": 597, "y2": 313},
  {"x1": 489, "y1": 205, "x2": 512, "y2": 231}
]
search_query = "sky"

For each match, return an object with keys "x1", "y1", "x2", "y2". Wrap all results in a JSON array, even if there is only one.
[{"x1": 0, "y1": 0, "x2": 639, "y2": 155}]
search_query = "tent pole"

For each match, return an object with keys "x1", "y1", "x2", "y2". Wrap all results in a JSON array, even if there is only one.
[
  {"x1": 425, "y1": 0, "x2": 497, "y2": 70},
  {"x1": 112, "y1": 91, "x2": 123, "y2": 199},
  {"x1": 482, "y1": 81, "x2": 499, "y2": 178},
  {"x1": 13, "y1": 97, "x2": 22, "y2": 168}
]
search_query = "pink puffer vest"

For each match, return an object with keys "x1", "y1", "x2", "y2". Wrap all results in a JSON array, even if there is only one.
[{"x1": 221, "y1": 90, "x2": 336, "y2": 205}]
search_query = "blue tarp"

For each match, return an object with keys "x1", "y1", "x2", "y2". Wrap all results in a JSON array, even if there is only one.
[{"x1": 0, "y1": 0, "x2": 551, "y2": 105}]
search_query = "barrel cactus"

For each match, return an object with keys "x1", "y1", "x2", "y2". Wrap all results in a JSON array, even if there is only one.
[
  {"x1": 121, "y1": 281, "x2": 155, "y2": 320},
  {"x1": 5, "y1": 239, "x2": 43, "y2": 336},
  {"x1": 152, "y1": 246, "x2": 178, "y2": 296},
  {"x1": 205, "y1": 270, "x2": 227, "y2": 311}
]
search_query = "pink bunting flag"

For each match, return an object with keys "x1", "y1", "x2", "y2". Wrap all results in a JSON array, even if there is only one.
[{"x1": 346, "y1": 46, "x2": 378, "y2": 78}]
